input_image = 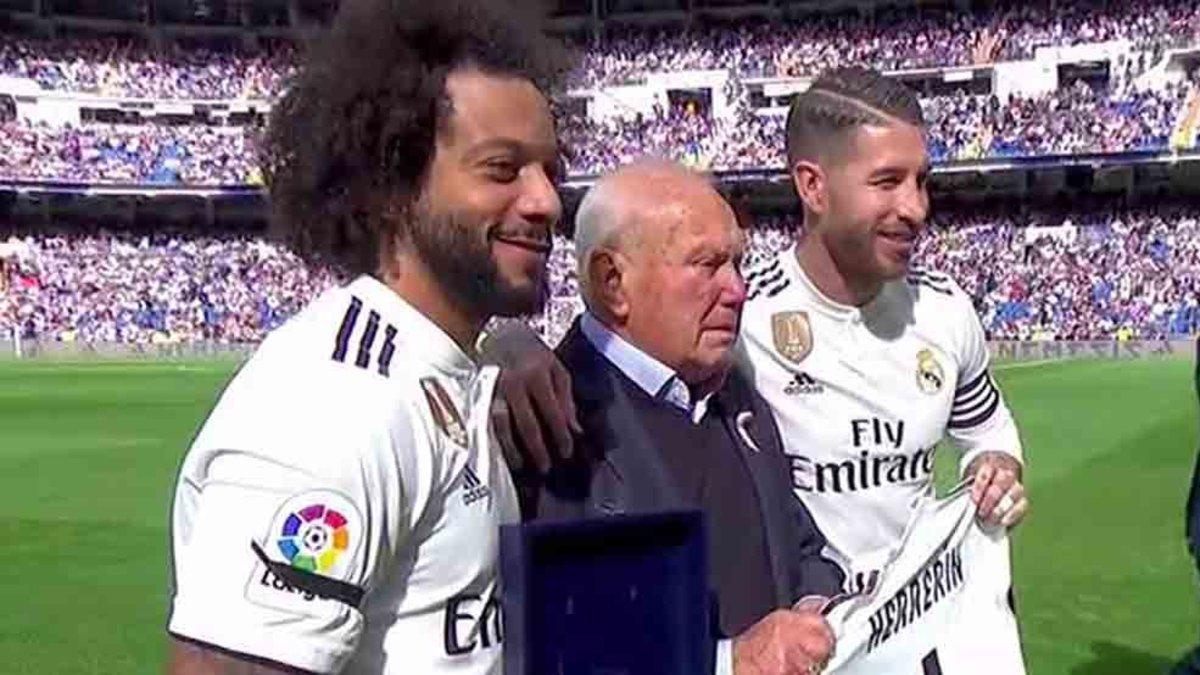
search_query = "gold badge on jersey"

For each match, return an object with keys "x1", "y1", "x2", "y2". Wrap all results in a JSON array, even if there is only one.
[
  {"x1": 915, "y1": 348, "x2": 945, "y2": 395},
  {"x1": 419, "y1": 378, "x2": 468, "y2": 447},
  {"x1": 772, "y1": 311, "x2": 813, "y2": 364}
]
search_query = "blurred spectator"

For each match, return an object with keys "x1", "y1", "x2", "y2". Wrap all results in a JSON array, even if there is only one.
[
  {"x1": 0, "y1": 36, "x2": 293, "y2": 100},
  {"x1": 4, "y1": 202, "x2": 1199, "y2": 345},
  {"x1": 0, "y1": 121, "x2": 259, "y2": 185},
  {"x1": 1, "y1": 0, "x2": 1197, "y2": 97}
]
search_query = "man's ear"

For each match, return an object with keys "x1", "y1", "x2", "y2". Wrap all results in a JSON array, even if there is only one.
[
  {"x1": 791, "y1": 159, "x2": 828, "y2": 218},
  {"x1": 588, "y1": 248, "x2": 631, "y2": 323}
]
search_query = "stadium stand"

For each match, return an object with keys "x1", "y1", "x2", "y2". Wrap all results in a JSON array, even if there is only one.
[
  {"x1": 2, "y1": 0, "x2": 1196, "y2": 96},
  {"x1": 0, "y1": 80, "x2": 1191, "y2": 185},
  {"x1": 1, "y1": 0, "x2": 1199, "y2": 347},
  {"x1": 4, "y1": 201, "x2": 1199, "y2": 345}
]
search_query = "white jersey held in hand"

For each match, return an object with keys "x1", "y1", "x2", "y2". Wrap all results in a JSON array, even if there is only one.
[
  {"x1": 168, "y1": 275, "x2": 519, "y2": 674},
  {"x1": 822, "y1": 487, "x2": 1026, "y2": 675},
  {"x1": 738, "y1": 248, "x2": 1023, "y2": 589}
]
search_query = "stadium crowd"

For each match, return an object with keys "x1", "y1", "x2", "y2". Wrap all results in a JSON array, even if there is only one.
[
  {"x1": 4, "y1": 202, "x2": 1199, "y2": 345},
  {"x1": 569, "y1": 0, "x2": 1200, "y2": 86},
  {"x1": 0, "y1": 121, "x2": 260, "y2": 185},
  {"x1": 0, "y1": 231, "x2": 336, "y2": 344},
  {"x1": 2, "y1": 0, "x2": 1197, "y2": 96},
  {"x1": 0, "y1": 36, "x2": 293, "y2": 100},
  {"x1": 0, "y1": 79, "x2": 1190, "y2": 185}
]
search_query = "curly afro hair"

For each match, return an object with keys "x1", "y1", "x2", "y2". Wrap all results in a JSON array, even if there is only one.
[{"x1": 261, "y1": 0, "x2": 569, "y2": 276}]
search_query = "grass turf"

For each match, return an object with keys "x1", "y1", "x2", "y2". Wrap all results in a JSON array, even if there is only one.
[{"x1": 0, "y1": 356, "x2": 1197, "y2": 673}]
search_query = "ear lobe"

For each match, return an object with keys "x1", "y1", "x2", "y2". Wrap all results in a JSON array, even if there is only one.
[{"x1": 791, "y1": 161, "x2": 826, "y2": 216}]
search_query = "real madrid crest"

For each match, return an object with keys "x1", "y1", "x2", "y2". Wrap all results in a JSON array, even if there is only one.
[
  {"x1": 771, "y1": 311, "x2": 813, "y2": 364},
  {"x1": 915, "y1": 348, "x2": 945, "y2": 395}
]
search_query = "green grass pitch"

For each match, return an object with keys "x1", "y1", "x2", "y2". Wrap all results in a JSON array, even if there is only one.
[{"x1": 0, "y1": 355, "x2": 1197, "y2": 673}]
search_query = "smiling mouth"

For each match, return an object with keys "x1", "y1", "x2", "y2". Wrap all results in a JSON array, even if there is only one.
[
  {"x1": 879, "y1": 231, "x2": 915, "y2": 244},
  {"x1": 491, "y1": 233, "x2": 552, "y2": 254}
]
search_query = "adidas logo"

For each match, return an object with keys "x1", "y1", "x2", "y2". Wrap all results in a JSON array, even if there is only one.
[
  {"x1": 462, "y1": 465, "x2": 491, "y2": 507},
  {"x1": 784, "y1": 372, "x2": 824, "y2": 395}
]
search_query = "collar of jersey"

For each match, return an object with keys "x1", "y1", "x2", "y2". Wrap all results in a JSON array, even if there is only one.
[
  {"x1": 785, "y1": 247, "x2": 881, "y2": 322},
  {"x1": 349, "y1": 274, "x2": 475, "y2": 378}
]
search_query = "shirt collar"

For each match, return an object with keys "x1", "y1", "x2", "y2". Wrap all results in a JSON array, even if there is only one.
[
  {"x1": 580, "y1": 312, "x2": 712, "y2": 424},
  {"x1": 347, "y1": 274, "x2": 476, "y2": 380}
]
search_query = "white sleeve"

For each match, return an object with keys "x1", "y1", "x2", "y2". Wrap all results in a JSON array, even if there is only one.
[
  {"x1": 945, "y1": 289, "x2": 1023, "y2": 476},
  {"x1": 168, "y1": 397, "x2": 427, "y2": 673}
]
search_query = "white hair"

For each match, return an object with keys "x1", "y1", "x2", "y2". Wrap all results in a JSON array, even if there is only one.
[
  {"x1": 572, "y1": 176, "x2": 626, "y2": 312},
  {"x1": 573, "y1": 158, "x2": 701, "y2": 313}
]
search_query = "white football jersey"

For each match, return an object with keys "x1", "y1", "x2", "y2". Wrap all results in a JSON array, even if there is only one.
[
  {"x1": 823, "y1": 488, "x2": 1026, "y2": 674},
  {"x1": 168, "y1": 275, "x2": 519, "y2": 674},
  {"x1": 738, "y1": 248, "x2": 1022, "y2": 586}
]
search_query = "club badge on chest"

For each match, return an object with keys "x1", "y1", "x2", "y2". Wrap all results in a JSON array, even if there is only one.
[{"x1": 772, "y1": 311, "x2": 813, "y2": 364}]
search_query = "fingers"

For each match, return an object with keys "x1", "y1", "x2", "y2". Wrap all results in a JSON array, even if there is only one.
[
  {"x1": 971, "y1": 462, "x2": 995, "y2": 505},
  {"x1": 784, "y1": 612, "x2": 834, "y2": 674},
  {"x1": 1001, "y1": 497, "x2": 1029, "y2": 528},
  {"x1": 734, "y1": 610, "x2": 835, "y2": 675},
  {"x1": 550, "y1": 361, "x2": 583, "y2": 436},
  {"x1": 490, "y1": 396, "x2": 523, "y2": 472},
  {"x1": 977, "y1": 470, "x2": 1020, "y2": 524},
  {"x1": 528, "y1": 368, "x2": 574, "y2": 461},
  {"x1": 506, "y1": 386, "x2": 550, "y2": 474},
  {"x1": 999, "y1": 483, "x2": 1029, "y2": 528},
  {"x1": 976, "y1": 480, "x2": 1005, "y2": 523}
]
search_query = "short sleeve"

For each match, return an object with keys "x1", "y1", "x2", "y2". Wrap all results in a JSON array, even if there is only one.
[{"x1": 168, "y1": 396, "x2": 427, "y2": 673}]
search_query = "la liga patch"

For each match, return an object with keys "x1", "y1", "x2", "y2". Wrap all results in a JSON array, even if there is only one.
[{"x1": 244, "y1": 489, "x2": 365, "y2": 616}]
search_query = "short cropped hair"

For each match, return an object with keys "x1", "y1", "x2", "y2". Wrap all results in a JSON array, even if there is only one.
[
  {"x1": 261, "y1": 0, "x2": 568, "y2": 275},
  {"x1": 785, "y1": 66, "x2": 924, "y2": 169}
]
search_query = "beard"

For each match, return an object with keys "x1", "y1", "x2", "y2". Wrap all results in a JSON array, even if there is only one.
[{"x1": 406, "y1": 205, "x2": 548, "y2": 319}]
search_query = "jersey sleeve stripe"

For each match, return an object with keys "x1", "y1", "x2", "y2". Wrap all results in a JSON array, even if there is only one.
[
  {"x1": 332, "y1": 296, "x2": 364, "y2": 362},
  {"x1": 752, "y1": 267, "x2": 785, "y2": 290},
  {"x1": 955, "y1": 370, "x2": 988, "y2": 395},
  {"x1": 951, "y1": 376, "x2": 996, "y2": 412},
  {"x1": 947, "y1": 392, "x2": 1000, "y2": 429},
  {"x1": 907, "y1": 277, "x2": 954, "y2": 296},
  {"x1": 355, "y1": 309, "x2": 381, "y2": 369},
  {"x1": 378, "y1": 324, "x2": 398, "y2": 377},
  {"x1": 765, "y1": 280, "x2": 793, "y2": 298},
  {"x1": 745, "y1": 260, "x2": 781, "y2": 283},
  {"x1": 950, "y1": 387, "x2": 998, "y2": 421},
  {"x1": 952, "y1": 373, "x2": 998, "y2": 413}
]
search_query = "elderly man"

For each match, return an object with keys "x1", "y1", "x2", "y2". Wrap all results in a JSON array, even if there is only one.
[{"x1": 521, "y1": 160, "x2": 842, "y2": 675}]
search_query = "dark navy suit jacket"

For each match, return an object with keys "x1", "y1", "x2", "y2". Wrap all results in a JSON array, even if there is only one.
[{"x1": 526, "y1": 319, "x2": 844, "y2": 611}]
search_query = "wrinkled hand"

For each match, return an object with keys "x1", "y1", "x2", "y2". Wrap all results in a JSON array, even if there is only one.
[
  {"x1": 734, "y1": 609, "x2": 835, "y2": 675},
  {"x1": 480, "y1": 321, "x2": 581, "y2": 474},
  {"x1": 966, "y1": 451, "x2": 1028, "y2": 528}
]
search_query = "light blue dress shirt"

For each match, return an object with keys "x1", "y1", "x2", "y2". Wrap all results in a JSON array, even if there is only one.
[{"x1": 580, "y1": 312, "x2": 712, "y2": 425}]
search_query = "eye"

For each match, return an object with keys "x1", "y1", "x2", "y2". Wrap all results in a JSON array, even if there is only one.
[{"x1": 484, "y1": 160, "x2": 519, "y2": 183}]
